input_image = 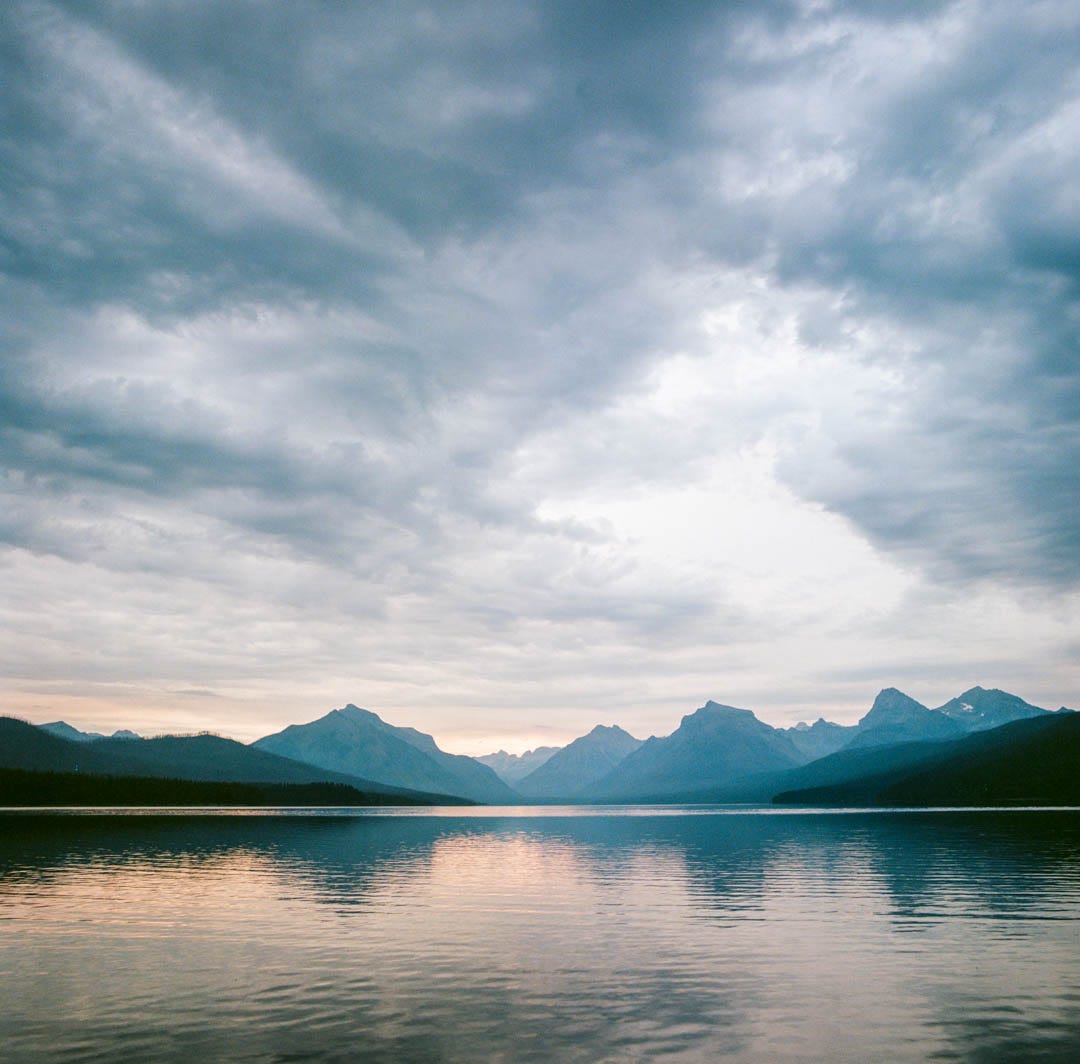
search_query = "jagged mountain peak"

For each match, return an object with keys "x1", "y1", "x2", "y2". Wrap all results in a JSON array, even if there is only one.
[
  {"x1": 783, "y1": 717, "x2": 854, "y2": 760},
  {"x1": 794, "y1": 717, "x2": 836, "y2": 731},
  {"x1": 324, "y1": 704, "x2": 443, "y2": 757},
  {"x1": 845, "y1": 688, "x2": 963, "y2": 750},
  {"x1": 514, "y1": 722, "x2": 643, "y2": 798},
  {"x1": 861, "y1": 688, "x2": 931, "y2": 722},
  {"x1": 934, "y1": 687, "x2": 1051, "y2": 732},
  {"x1": 254, "y1": 704, "x2": 516, "y2": 803},
  {"x1": 587, "y1": 723, "x2": 634, "y2": 737},
  {"x1": 685, "y1": 702, "x2": 760, "y2": 727},
  {"x1": 704, "y1": 700, "x2": 750, "y2": 713},
  {"x1": 475, "y1": 745, "x2": 562, "y2": 784},
  {"x1": 585, "y1": 700, "x2": 805, "y2": 800},
  {"x1": 37, "y1": 720, "x2": 109, "y2": 742},
  {"x1": 335, "y1": 703, "x2": 382, "y2": 722}
]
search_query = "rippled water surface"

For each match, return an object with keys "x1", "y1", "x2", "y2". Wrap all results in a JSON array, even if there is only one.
[{"x1": 1, "y1": 807, "x2": 1078, "y2": 1062}]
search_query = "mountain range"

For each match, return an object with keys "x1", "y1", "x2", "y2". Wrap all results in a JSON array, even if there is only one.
[
  {"x1": 773, "y1": 712, "x2": 1080, "y2": 806},
  {"x1": 38, "y1": 721, "x2": 143, "y2": 743},
  {"x1": 0, "y1": 717, "x2": 463, "y2": 804},
  {"x1": 514, "y1": 725, "x2": 642, "y2": 799},
  {"x1": 475, "y1": 745, "x2": 561, "y2": 784},
  {"x1": 584, "y1": 703, "x2": 805, "y2": 800},
  {"x1": 252, "y1": 704, "x2": 517, "y2": 803},
  {"x1": 2, "y1": 684, "x2": 1073, "y2": 806}
]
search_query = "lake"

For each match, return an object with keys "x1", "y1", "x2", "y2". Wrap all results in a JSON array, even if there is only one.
[{"x1": 1, "y1": 807, "x2": 1078, "y2": 1062}]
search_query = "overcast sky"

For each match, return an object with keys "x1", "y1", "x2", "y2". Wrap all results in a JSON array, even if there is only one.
[{"x1": 3, "y1": 0, "x2": 1079, "y2": 752}]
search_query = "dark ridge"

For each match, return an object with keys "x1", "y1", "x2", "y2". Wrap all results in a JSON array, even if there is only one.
[
  {"x1": 0, "y1": 767, "x2": 445, "y2": 807},
  {"x1": 773, "y1": 712, "x2": 1080, "y2": 807},
  {"x1": 0, "y1": 717, "x2": 466, "y2": 804}
]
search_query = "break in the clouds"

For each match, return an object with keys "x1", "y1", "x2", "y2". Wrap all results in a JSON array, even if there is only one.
[{"x1": 2, "y1": 0, "x2": 1078, "y2": 750}]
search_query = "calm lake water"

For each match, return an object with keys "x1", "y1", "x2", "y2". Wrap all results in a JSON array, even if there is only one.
[{"x1": 1, "y1": 807, "x2": 1078, "y2": 1063}]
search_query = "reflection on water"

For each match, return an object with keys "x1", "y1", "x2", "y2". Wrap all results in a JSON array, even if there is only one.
[{"x1": 1, "y1": 809, "x2": 1078, "y2": 1062}]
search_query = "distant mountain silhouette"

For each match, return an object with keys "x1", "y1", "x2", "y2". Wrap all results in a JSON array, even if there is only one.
[
  {"x1": 515, "y1": 725, "x2": 642, "y2": 798},
  {"x1": 584, "y1": 702, "x2": 805, "y2": 800},
  {"x1": 842, "y1": 688, "x2": 966, "y2": 749},
  {"x1": 39, "y1": 721, "x2": 100, "y2": 742},
  {"x1": 571, "y1": 687, "x2": 1066, "y2": 804},
  {"x1": 0, "y1": 717, "x2": 455, "y2": 803},
  {"x1": 12, "y1": 685, "x2": 1071, "y2": 808},
  {"x1": 774, "y1": 712, "x2": 1080, "y2": 806},
  {"x1": 932, "y1": 686, "x2": 1052, "y2": 732},
  {"x1": 253, "y1": 705, "x2": 518, "y2": 803},
  {"x1": 781, "y1": 718, "x2": 854, "y2": 760},
  {"x1": 476, "y1": 746, "x2": 562, "y2": 784},
  {"x1": 37, "y1": 721, "x2": 143, "y2": 743}
]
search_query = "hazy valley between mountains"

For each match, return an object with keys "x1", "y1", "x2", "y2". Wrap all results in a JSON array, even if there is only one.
[{"x1": 2, "y1": 686, "x2": 1077, "y2": 808}]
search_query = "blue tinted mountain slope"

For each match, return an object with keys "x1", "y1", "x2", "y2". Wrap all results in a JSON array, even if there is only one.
[
  {"x1": 676, "y1": 734, "x2": 981, "y2": 804},
  {"x1": 514, "y1": 726, "x2": 642, "y2": 798},
  {"x1": 842, "y1": 688, "x2": 966, "y2": 750},
  {"x1": 0, "y1": 717, "x2": 452, "y2": 800},
  {"x1": 37, "y1": 722, "x2": 144, "y2": 742},
  {"x1": 253, "y1": 705, "x2": 518, "y2": 803},
  {"x1": 37, "y1": 721, "x2": 106, "y2": 743},
  {"x1": 773, "y1": 712, "x2": 1080, "y2": 806},
  {"x1": 932, "y1": 687, "x2": 1052, "y2": 732},
  {"x1": 475, "y1": 746, "x2": 562, "y2": 785},
  {"x1": 781, "y1": 719, "x2": 854, "y2": 760},
  {"x1": 584, "y1": 702, "x2": 806, "y2": 800}
]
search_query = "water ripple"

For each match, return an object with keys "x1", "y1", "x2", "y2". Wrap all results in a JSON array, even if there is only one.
[{"x1": 1, "y1": 808, "x2": 1078, "y2": 1062}]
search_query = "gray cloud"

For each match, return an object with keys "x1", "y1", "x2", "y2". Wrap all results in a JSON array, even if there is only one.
[
  {"x1": 681, "y1": 0, "x2": 1080, "y2": 586},
  {"x1": 2, "y1": 0, "x2": 1078, "y2": 739}
]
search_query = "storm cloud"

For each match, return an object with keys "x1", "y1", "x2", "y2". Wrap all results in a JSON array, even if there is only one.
[{"x1": 2, "y1": 0, "x2": 1078, "y2": 746}]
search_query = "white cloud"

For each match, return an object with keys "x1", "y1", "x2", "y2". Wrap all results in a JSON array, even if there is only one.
[{"x1": 2, "y1": 0, "x2": 1078, "y2": 747}]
